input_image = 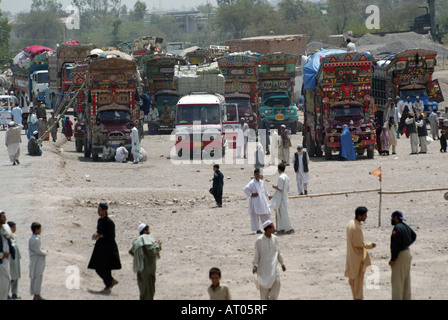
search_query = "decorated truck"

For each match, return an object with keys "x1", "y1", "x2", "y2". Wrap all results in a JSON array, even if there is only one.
[
  {"x1": 258, "y1": 53, "x2": 299, "y2": 133},
  {"x1": 11, "y1": 45, "x2": 54, "y2": 103},
  {"x1": 372, "y1": 49, "x2": 444, "y2": 117},
  {"x1": 71, "y1": 63, "x2": 89, "y2": 152},
  {"x1": 82, "y1": 51, "x2": 143, "y2": 161},
  {"x1": 139, "y1": 53, "x2": 187, "y2": 133},
  {"x1": 173, "y1": 63, "x2": 238, "y2": 159},
  {"x1": 48, "y1": 42, "x2": 96, "y2": 110},
  {"x1": 217, "y1": 52, "x2": 259, "y2": 130},
  {"x1": 302, "y1": 49, "x2": 377, "y2": 160}
]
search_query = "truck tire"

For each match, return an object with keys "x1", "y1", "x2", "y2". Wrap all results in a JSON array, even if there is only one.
[
  {"x1": 291, "y1": 121, "x2": 298, "y2": 134},
  {"x1": 75, "y1": 139, "x2": 83, "y2": 152},
  {"x1": 325, "y1": 143, "x2": 332, "y2": 160},
  {"x1": 367, "y1": 148, "x2": 374, "y2": 159},
  {"x1": 92, "y1": 151, "x2": 99, "y2": 162},
  {"x1": 84, "y1": 139, "x2": 91, "y2": 158},
  {"x1": 306, "y1": 133, "x2": 316, "y2": 157}
]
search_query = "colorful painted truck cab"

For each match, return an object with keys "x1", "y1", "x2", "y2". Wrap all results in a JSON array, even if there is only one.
[
  {"x1": 82, "y1": 53, "x2": 143, "y2": 161},
  {"x1": 372, "y1": 49, "x2": 444, "y2": 118},
  {"x1": 217, "y1": 52, "x2": 259, "y2": 130},
  {"x1": 258, "y1": 53, "x2": 299, "y2": 134},
  {"x1": 303, "y1": 50, "x2": 376, "y2": 160},
  {"x1": 71, "y1": 63, "x2": 89, "y2": 152},
  {"x1": 48, "y1": 43, "x2": 96, "y2": 111},
  {"x1": 139, "y1": 53, "x2": 187, "y2": 133}
]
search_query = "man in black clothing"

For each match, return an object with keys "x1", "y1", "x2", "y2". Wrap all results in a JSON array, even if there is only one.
[
  {"x1": 88, "y1": 203, "x2": 121, "y2": 294},
  {"x1": 210, "y1": 164, "x2": 224, "y2": 208},
  {"x1": 258, "y1": 114, "x2": 270, "y2": 155},
  {"x1": 389, "y1": 211, "x2": 417, "y2": 300}
]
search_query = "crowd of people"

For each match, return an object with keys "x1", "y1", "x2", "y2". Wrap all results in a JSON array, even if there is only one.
[
  {"x1": 1, "y1": 92, "x2": 443, "y2": 301},
  {"x1": 378, "y1": 96, "x2": 448, "y2": 156}
]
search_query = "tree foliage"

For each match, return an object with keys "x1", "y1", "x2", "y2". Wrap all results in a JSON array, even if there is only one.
[
  {"x1": 0, "y1": 0, "x2": 12, "y2": 66},
  {"x1": 3, "y1": 0, "x2": 448, "y2": 56}
]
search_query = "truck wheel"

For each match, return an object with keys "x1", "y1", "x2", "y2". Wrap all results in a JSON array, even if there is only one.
[
  {"x1": 291, "y1": 121, "x2": 298, "y2": 134},
  {"x1": 325, "y1": 143, "x2": 332, "y2": 160},
  {"x1": 367, "y1": 148, "x2": 374, "y2": 159},
  {"x1": 84, "y1": 139, "x2": 91, "y2": 158},
  {"x1": 306, "y1": 133, "x2": 316, "y2": 157},
  {"x1": 75, "y1": 139, "x2": 83, "y2": 152}
]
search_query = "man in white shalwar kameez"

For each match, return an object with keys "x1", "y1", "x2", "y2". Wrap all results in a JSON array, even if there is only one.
[
  {"x1": 130, "y1": 123, "x2": 143, "y2": 164},
  {"x1": 0, "y1": 211, "x2": 13, "y2": 300},
  {"x1": 269, "y1": 163, "x2": 294, "y2": 234},
  {"x1": 252, "y1": 220, "x2": 286, "y2": 300},
  {"x1": 428, "y1": 110, "x2": 439, "y2": 140},
  {"x1": 236, "y1": 118, "x2": 249, "y2": 159},
  {"x1": 7, "y1": 221, "x2": 21, "y2": 299},
  {"x1": 5, "y1": 121, "x2": 23, "y2": 165},
  {"x1": 29, "y1": 223, "x2": 47, "y2": 300},
  {"x1": 244, "y1": 169, "x2": 271, "y2": 233}
]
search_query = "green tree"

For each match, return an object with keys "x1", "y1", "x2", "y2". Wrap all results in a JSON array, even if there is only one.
[
  {"x1": 31, "y1": 0, "x2": 62, "y2": 12},
  {"x1": 0, "y1": 0, "x2": 12, "y2": 66},
  {"x1": 327, "y1": 0, "x2": 360, "y2": 34},
  {"x1": 15, "y1": 2, "x2": 64, "y2": 49},
  {"x1": 214, "y1": 0, "x2": 256, "y2": 39},
  {"x1": 132, "y1": 0, "x2": 147, "y2": 21},
  {"x1": 111, "y1": 18, "x2": 122, "y2": 42}
]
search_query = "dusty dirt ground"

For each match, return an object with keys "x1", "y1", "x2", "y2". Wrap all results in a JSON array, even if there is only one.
[{"x1": 1, "y1": 71, "x2": 448, "y2": 302}]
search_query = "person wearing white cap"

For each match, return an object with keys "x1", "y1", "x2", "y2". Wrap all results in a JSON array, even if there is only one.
[
  {"x1": 244, "y1": 169, "x2": 271, "y2": 234},
  {"x1": 413, "y1": 96, "x2": 424, "y2": 117},
  {"x1": 252, "y1": 220, "x2": 286, "y2": 300},
  {"x1": 292, "y1": 144, "x2": 310, "y2": 195},
  {"x1": 279, "y1": 125, "x2": 291, "y2": 166},
  {"x1": 5, "y1": 121, "x2": 23, "y2": 165},
  {"x1": 129, "y1": 223, "x2": 162, "y2": 300},
  {"x1": 27, "y1": 130, "x2": 42, "y2": 156}
]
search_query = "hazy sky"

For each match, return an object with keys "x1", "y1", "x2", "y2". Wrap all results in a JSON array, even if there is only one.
[{"x1": 1, "y1": 0, "x2": 212, "y2": 14}]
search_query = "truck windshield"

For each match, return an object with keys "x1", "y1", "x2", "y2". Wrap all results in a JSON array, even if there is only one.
[
  {"x1": 177, "y1": 105, "x2": 220, "y2": 124},
  {"x1": 333, "y1": 106, "x2": 364, "y2": 118},
  {"x1": 400, "y1": 89, "x2": 427, "y2": 98},
  {"x1": 226, "y1": 98, "x2": 250, "y2": 108},
  {"x1": 99, "y1": 110, "x2": 131, "y2": 122},
  {"x1": 37, "y1": 72, "x2": 49, "y2": 84},
  {"x1": 155, "y1": 95, "x2": 179, "y2": 104}
]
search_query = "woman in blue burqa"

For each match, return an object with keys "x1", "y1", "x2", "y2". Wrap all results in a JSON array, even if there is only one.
[{"x1": 339, "y1": 124, "x2": 357, "y2": 161}]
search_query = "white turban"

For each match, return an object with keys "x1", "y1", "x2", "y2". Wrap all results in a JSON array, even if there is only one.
[{"x1": 262, "y1": 220, "x2": 272, "y2": 229}]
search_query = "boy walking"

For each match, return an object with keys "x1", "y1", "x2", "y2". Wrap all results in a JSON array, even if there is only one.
[
  {"x1": 208, "y1": 267, "x2": 231, "y2": 300},
  {"x1": 29, "y1": 222, "x2": 47, "y2": 300}
]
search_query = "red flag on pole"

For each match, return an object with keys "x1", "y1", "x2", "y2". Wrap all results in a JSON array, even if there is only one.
[{"x1": 369, "y1": 167, "x2": 382, "y2": 182}]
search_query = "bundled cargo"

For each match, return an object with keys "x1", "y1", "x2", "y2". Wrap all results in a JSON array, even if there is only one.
[{"x1": 174, "y1": 62, "x2": 225, "y2": 96}]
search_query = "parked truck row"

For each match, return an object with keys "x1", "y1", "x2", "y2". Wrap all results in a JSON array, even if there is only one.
[{"x1": 302, "y1": 48, "x2": 444, "y2": 160}]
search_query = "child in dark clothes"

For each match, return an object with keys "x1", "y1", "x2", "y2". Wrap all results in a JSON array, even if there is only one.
[{"x1": 440, "y1": 129, "x2": 447, "y2": 153}]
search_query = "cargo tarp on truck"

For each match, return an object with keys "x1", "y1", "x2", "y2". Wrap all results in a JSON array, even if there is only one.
[{"x1": 174, "y1": 62, "x2": 225, "y2": 96}]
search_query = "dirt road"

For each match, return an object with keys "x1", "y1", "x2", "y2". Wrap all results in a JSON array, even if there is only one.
[{"x1": 1, "y1": 69, "x2": 448, "y2": 300}]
